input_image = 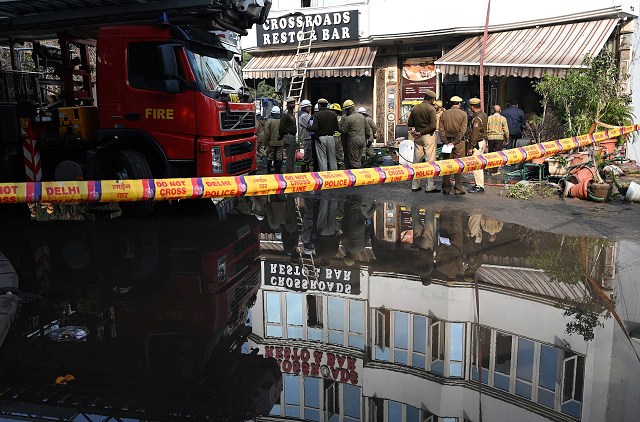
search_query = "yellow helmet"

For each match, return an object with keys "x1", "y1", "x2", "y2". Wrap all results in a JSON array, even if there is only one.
[
  {"x1": 330, "y1": 103, "x2": 342, "y2": 111},
  {"x1": 343, "y1": 99, "x2": 355, "y2": 109}
]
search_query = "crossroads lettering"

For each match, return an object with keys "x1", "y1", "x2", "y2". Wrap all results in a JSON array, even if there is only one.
[
  {"x1": 265, "y1": 262, "x2": 360, "y2": 295},
  {"x1": 257, "y1": 10, "x2": 359, "y2": 47}
]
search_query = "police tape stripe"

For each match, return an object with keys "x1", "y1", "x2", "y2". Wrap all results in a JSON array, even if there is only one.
[{"x1": 0, "y1": 125, "x2": 635, "y2": 204}]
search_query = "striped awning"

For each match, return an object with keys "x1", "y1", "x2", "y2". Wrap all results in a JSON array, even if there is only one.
[
  {"x1": 477, "y1": 265, "x2": 588, "y2": 301},
  {"x1": 435, "y1": 19, "x2": 618, "y2": 78},
  {"x1": 243, "y1": 46, "x2": 377, "y2": 79}
]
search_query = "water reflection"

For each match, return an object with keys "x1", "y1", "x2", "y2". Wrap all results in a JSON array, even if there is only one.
[
  {"x1": 0, "y1": 197, "x2": 638, "y2": 422},
  {"x1": 0, "y1": 209, "x2": 281, "y2": 420},
  {"x1": 249, "y1": 196, "x2": 640, "y2": 422}
]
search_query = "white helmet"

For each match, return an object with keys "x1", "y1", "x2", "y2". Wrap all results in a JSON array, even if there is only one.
[
  {"x1": 271, "y1": 106, "x2": 281, "y2": 114},
  {"x1": 314, "y1": 104, "x2": 319, "y2": 112},
  {"x1": 357, "y1": 107, "x2": 367, "y2": 114},
  {"x1": 301, "y1": 99, "x2": 312, "y2": 107}
]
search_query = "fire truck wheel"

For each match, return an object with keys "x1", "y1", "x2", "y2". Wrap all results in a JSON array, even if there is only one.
[{"x1": 112, "y1": 149, "x2": 155, "y2": 216}]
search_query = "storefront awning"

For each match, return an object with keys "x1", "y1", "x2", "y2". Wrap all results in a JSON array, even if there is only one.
[
  {"x1": 435, "y1": 19, "x2": 618, "y2": 78},
  {"x1": 243, "y1": 46, "x2": 377, "y2": 79}
]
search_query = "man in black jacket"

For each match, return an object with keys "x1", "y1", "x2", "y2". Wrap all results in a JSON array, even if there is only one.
[{"x1": 501, "y1": 100, "x2": 526, "y2": 149}]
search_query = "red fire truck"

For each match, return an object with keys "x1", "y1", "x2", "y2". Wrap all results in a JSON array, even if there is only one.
[{"x1": 0, "y1": 1, "x2": 272, "y2": 215}]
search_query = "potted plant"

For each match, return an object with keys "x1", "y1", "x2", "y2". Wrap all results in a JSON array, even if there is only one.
[{"x1": 547, "y1": 155, "x2": 570, "y2": 176}]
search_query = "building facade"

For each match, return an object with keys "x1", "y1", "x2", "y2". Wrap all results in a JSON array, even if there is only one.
[{"x1": 242, "y1": 0, "x2": 639, "y2": 152}]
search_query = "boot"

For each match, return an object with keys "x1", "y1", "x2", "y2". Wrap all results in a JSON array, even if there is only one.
[
  {"x1": 274, "y1": 160, "x2": 283, "y2": 174},
  {"x1": 266, "y1": 160, "x2": 273, "y2": 174}
]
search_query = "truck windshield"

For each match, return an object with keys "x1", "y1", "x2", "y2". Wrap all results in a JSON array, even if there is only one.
[{"x1": 189, "y1": 50, "x2": 244, "y2": 93}]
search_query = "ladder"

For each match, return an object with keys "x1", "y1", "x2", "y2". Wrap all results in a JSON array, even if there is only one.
[
  {"x1": 296, "y1": 202, "x2": 319, "y2": 286},
  {"x1": 287, "y1": 22, "x2": 315, "y2": 108}
]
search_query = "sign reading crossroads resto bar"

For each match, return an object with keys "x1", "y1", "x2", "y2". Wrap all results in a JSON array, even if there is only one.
[
  {"x1": 264, "y1": 261, "x2": 360, "y2": 295},
  {"x1": 257, "y1": 10, "x2": 358, "y2": 47}
]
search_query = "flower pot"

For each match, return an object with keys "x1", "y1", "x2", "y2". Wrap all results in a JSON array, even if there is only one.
[
  {"x1": 569, "y1": 167, "x2": 595, "y2": 185},
  {"x1": 531, "y1": 156, "x2": 546, "y2": 164},
  {"x1": 569, "y1": 180, "x2": 590, "y2": 200},
  {"x1": 546, "y1": 158, "x2": 569, "y2": 176},
  {"x1": 599, "y1": 139, "x2": 617, "y2": 155},
  {"x1": 589, "y1": 182, "x2": 613, "y2": 202},
  {"x1": 577, "y1": 151, "x2": 591, "y2": 164}
]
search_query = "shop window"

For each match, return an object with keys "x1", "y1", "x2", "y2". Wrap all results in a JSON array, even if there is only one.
[
  {"x1": 286, "y1": 293, "x2": 303, "y2": 338},
  {"x1": 307, "y1": 295, "x2": 323, "y2": 327},
  {"x1": 406, "y1": 406, "x2": 420, "y2": 422},
  {"x1": 328, "y1": 296, "x2": 344, "y2": 330}
]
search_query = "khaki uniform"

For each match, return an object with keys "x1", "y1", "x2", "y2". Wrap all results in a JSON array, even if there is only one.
[
  {"x1": 408, "y1": 101, "x2": 438, "y2": 190},
  {"x1": 439, "y1": 107, "x2": 468, "y2": 194},
  {"x1": 263, "y1": 117, "x2": 283, "y2": 162},
  {"x1": 468, "y1": 110, "x2": 488, "y2": 189},
  {"x1": 341, "y1": 111, "x2": 366, "y2": 169}
]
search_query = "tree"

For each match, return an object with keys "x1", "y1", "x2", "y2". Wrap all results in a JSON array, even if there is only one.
[
  {"x1": 241, "y1": 52, "x2": 278, "y2": 100},
  {"x1": 535, "y1": 50, "x2": 634, "y2": 138}
]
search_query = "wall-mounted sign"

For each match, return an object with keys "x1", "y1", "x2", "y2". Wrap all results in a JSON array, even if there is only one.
[
  {"x1": 401, "y1": 57, "x2": 437, "y2": 102},
  {"x1": 262, "y1": 345, "x2": 363, "y2": 385},
  {"x1": 265, "y1": 262, "x2": 360, "y2": 295},
  {"x1": 257, "y1": 10, "x2": 358, "y2": 47}
]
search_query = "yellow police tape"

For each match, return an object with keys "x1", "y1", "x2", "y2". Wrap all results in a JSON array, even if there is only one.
[{"x1": 0, "y1": 125, "x2": 635, "y2": 204}]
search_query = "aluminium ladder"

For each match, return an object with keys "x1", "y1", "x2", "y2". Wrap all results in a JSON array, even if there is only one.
[{"x1": 287, "y1": 22, "x2": 315, "y2": 109}]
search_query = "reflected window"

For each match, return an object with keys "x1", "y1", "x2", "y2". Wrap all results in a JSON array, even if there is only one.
[
  {"x1": 431, "y1": 321, "x2": 445, "y2": 374},
  {"x1": 349, "y1": 300, "x2": 364, "y2": 334},
  {"x1": 343, "y1": 384, "x2": 361, "y2": 419},
  {"x1": 538, "y1": 345, "x2": 558, "y2": 408},
  {"x1": 472, "y1": 326, "x2": 490, "y2": 384},
  {"x1": 375, "y1": 308, "x2": 390, "y2": 354},
  {"x1": 516, "y1": 338, "x2": 535, "y2": 398},
  {"x1": 286, "y1": 294, "x2": 303, "y2": 325},
  {"x1": 307, "y1": 295, "x2": 323, "y2": 328},
  {"x1": 449, "y1": 323, "x2": 464, "y2": 377},
  {"x1": 284, "y1": 374, "x2": 300, "y2": 405},
  {"x1": 413, "y1": 315, "x2": 427, "y2": 369},
  {"x1": 561, "y1": 352, "x2": 584, "y2": 419},
  {"x1": 328, "y1": 296, "x2": 344, "y2": 330},
  {"x1": 394, "y1": 312, "x2": 409, "y2": 364},
  {"x1": 494, "y1": 332, "x2": 512, "y2": 391},
  {"x1": 266, "y1": 292, "x2": 281, "y2": 323},
  {"x1": 388, "y1": 400, "x2": 402, "y2": 422}
]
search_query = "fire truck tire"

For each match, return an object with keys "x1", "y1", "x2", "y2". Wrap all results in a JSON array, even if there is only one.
[{"x1": 112, "y1": 149, "x2": 155, "y2": 216}]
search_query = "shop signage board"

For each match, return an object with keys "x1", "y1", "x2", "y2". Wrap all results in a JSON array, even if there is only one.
[
  {"x1": 261, "y1": 344, "x2": 363, "y2": 385},
  {"x1": 264, "y1": 261, "x2": 360, "y2": 295},
  {"x1": 257, "y1": 10, "x2": 358, "y2": 47},
  {"x1": 401, "y1": 57, "x2": 438, "y2": 102}
]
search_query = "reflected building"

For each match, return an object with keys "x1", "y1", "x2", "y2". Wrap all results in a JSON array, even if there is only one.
[{"x1": 251, "y1": 201, "x2": 639, "y2": 422}]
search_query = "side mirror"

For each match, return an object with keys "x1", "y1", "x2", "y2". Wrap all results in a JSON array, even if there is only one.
[
  {"x1": 157, "y1": 44, "x2": 178, "y2": 79},
  {"x1": 164, "y1": 79, "x2": 180, "y2": 95}
]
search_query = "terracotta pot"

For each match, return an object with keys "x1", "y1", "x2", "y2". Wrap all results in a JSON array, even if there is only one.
[
  {"x1": 569, "y1": 167, "x2": 595, "y2": 185},
  {"x1": 577, "y1": 152, "x2": 591, "y2": 164},
  {"x1": 569, "y1": 180, "x2": 590, "y2": 199},
  {"x1": 531, "y1": 156, "x2": 546, "y2": 164},
  {"x1": 599, "y1": 139, "x2": 617, "y2": 155}
]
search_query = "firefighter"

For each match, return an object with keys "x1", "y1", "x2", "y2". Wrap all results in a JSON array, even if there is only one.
[
  {"x1": 279, "y1": 97, "x2": 297, "y2": 173},
  {"x1": 330, "y1": 103, "x2": 344, "y2": 168},
  {"x1": 262, "y1": 106, "x2": 283, "y2": 174},
  {"x1": 340, "y1": 100, "x2": 366, "y2": 169},
  {"x1": 357, "y1": 107, "x2": 380, "y2": 167},
  {"x1": 299, "y1": 99, "x2": 313, "y2": 172}
]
